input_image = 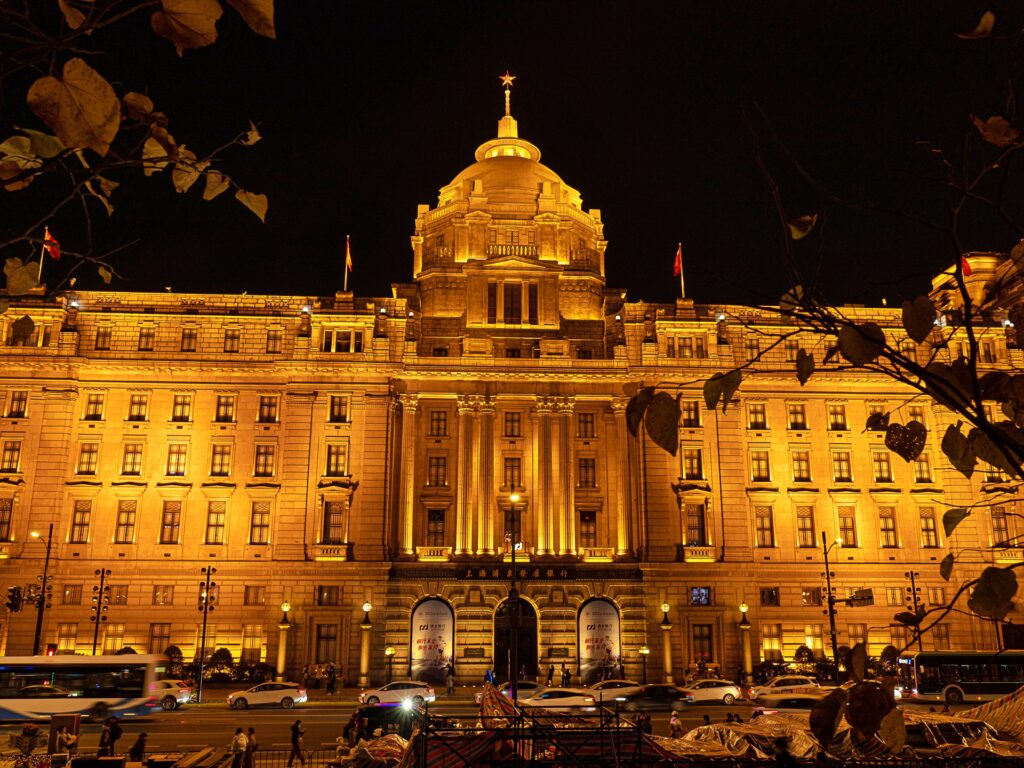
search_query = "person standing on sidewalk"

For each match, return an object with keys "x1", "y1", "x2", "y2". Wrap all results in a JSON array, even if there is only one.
[
  {"x1": 243, "y1": 727, "x2": 257, "y2": 768},
  {"x1": 546, "y1": 665, "x2": 554, "y2": 686},
  {"x1": 326, "y1": 664, "x2": 337, "y2": 696},
  {"x1": 229, "y1": 728, "x2": 247, "y2": 768},
  {"x1": 97, "y1": 721, "x2": 112, "y2": 757},
  {"x1": 107, "y1": 718, "x2": 123, "y2": 755},
  {"x1": 128, "y1": 733, "x2": 148, "y2": 763},
  {"x1": 445, "y1": 664, "x2": 455, "y2": 695},
  {"x1": 287, "y1": 720, "x2": 306, "y2": 767}
]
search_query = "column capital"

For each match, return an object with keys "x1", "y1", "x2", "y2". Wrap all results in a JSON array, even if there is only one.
[
  {"x1": 554, "y1": 396, "x2": 575, "y2": 416},
  {"x1": 456, "y1": 394, "x2": 476, "y2": 414},
  {"x1": 398, "y1": 393, "x2": 419, "y2": 411},
  {"x1": 609, "y1": 397, "x2": 630, "y2": 415}
]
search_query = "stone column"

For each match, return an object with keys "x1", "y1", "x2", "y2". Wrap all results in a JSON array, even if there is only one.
[
  {"x1": 740, "y1": 617, "x2": 754, "y2": 686},
  {"x1": 397, "y1": 394, "x2": 419, "y2": 556},
  {"x1": 276, "y1": 620, "x2": 291, "y2": 681},
  {"x1": 610, "y1": 399, "x2": 631, "y2": 556},
  {"x1": 359, "y1": 618, "x2": 372, "y2": 687},
  {"x1": 533, "y1": 398, "x2": 553, "y2": 555},
  {"x1": 455, "y1": 396, "x2": 475, "y2": 555},
  {"x1": 556, "y1": 398, "x2": 575, "y2": 555},
  {"x1": 661, "y1": 609, "x2": 674, "y2": 684},
  {"x1": 477, "y1": 398, "x2": 495, "y2": 554}
]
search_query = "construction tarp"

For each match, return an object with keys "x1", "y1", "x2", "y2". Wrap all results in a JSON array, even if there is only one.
[{"x1": 960, "y1": 684, "x2": 1024, "y2": 740}]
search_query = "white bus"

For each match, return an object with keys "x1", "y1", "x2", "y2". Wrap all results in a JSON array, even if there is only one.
[
  {"x1": 0, "y1": 654, "x2": 168, "y2": 721},
  {"x1": 897, "y1": 650, "x2": 1024, "y2": 705}
]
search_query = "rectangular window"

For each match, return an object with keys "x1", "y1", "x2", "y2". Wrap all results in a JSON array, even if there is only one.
[
  {"x1": 873, "y1": 452, "x2": 893, "y2": 482},
  {"x1": 879, "y1": 507, "x2": 898, "y2": 548},
  {"x1": 751, "y1": 450, "x2": 770, "y2": 482},
  {"x1": 244, "y1": 586, "x2": 266, "y2": 606},
  {"x1": 933, "y1": 624, "x2": 951, "y2": 650},
  {"x1": 505, "y1": 347, "x2": 521, "y2": 358},
  {"x1": 787, "y1": 403, "x2": 807, "y2": 429},
  {"x1": 138, "y1": 327, "x2": 155, "y2": 351},
  {"x1": 504, "y1": 412, "x2": 522, "y2": 437},
  {"x1": 426, "y1": 509, "x2": 445, "y2": 547},
  {"x1": 503, "y1": 283, "x2": 522, "y2": 324},
  {"x1": 0, "y1": 441, "x2": 21, "y2": 473},
  {"x1": 241, "y1": 624, "x2": 263, "y2": 666},
  {"x1": 114, "y1": 500, "x2": 136, "y2": 543},
  {"x1": 914, "y1": 454, "x2": 933, "y2": 483},
  {"x1": 210, "y1": 444, "x2": 232, "y2": 476},
  {"x1": 149, "y1": 623, "x2": 171, "y2": 654},
  {"x1": 528, "y1": 283, "x2": 538, "y2": 325},
  {"x1": 802, "y1": 587, "x2": 822, "y2": 606},
  {"x1": 103, "y1": 623, "x2": 124, "y2": 654},
  {"x1": 682, "y1": 448, "x2": 703, "y2": 480},
  {"x1": 839, "y1": 506, "x2": 857, "y2": 546},
  {"x1": 127, "y1": 394, "x2": 148, "y2": 421},
  {"x1": 429, "y1": 411, "x2": 448, "y2": 437},
  {"x1": 316, "y1": 585, "x2": 341, "y2": 607},
  {"x1": 180, "y1": 327, "x2": 197, "y2": 352},
  {"x1": 679, "y1": 337, "x2": 694, "y2": 358},
  {"x1": 689, "y1": 587, "x2": 713, "y2": 606},
  {"x1": 328, "y1": 396, "x2": 348, "y2": 423},
  {"x1": 223, "y1": 328, "x2": 240, "y2": 353},
  {"x1": 748, "y1": 403, "x2": 767, "y2": 429},
  {"x1": 760, "y1": 587, "x2": 780, "y2": 606},
  {"x1": 827, "y1": 404, "x2": 848, "y2": 430},
  {"x1": 265, "y1": 329, "x2": 282, "y2": 354},
  {"x1": 832, "y1": 451, "x2": 852, "y2": 482},
  {"x1": 681, "y1": 401, "x2": 700, "y2": 428},
  {"x1": 920, "y1": 507, "x2": 939, "y2": 548},
  {"x1": 745, "y1": 337, "x2": 760, "y2": 361},
  {"x1": 70, "y1": 500, "x2": 91, "y2": 543},
  {"x1": 992, "y1": 506, "x2": 1010, "y2": 546},
  {"x1": 762, "y1": 623, "x2": 782, "y2": 662},
  {"x1": 433, "y1": 348, "x2": 449, "y2": 358},
  {"x1": 578, "y1": 511, "x2": 597, "y2": 548},
  {"x1": 487, "y1": 283, "x2": 497, "y2": 324},
  {"x1": 0, "y1": 498, "x2": 11, "y2": 541},
  {"x1": 805, "y1": 625, "x2": 824, "y2": 658},
  {"x1": 94, "y1": 327, "x2": 111, "y2": 351},
  {"x1": 171, "y1": 394, "x2": 192, "y2": 422},
  {"x1": 160, "y1": 501, "x2": 181, "y2": 545},
  {"x1": 84, "y1": 393, "x2": 105, "y2": 421},
  {"x1": 427, "y1": 456, "x2": 447, "y2": 486},
  {"x1": 205, "y1": 501, "x2": 226, "y2": 544},
  {"x1": 315, "y1": 624, "x2": 338, "y2": 663},
  {"x1": 503, "y1": 457, "x2": 522, "y2": 489},
  {"x1": 322, "y1": 329, "x2": 364, "y2": 353},
  {"x1": 57, "y1": 623, "x2": 78, "y2": 654},
  {"x1": 886, "y1": 586, "x2": 903, "y2": 606},
  {"x1": 848, "y1": 623, "x2": 868, "y2": 647},
  {"x1": 152, "y1": 585, "x2": 174, "y2": 606},
  {"x1": 908, "y1": 405, "x2": 925, "y2": 425},
  {"x1": 785, "y1": 339, "x2": 800, "y2": 362},
  {"x1": 578, "y1": 458, "x2": 597, "y2": 488},
  {"x1": 692, "y1": 624, "x2": 713, "y2": 661},
  {"x1": 685, "y1": 503, "x2": 707, "y2": 546},
  {"x1": 121, "y1": 443, "x2": 143, "y2": 476},
  {"x1": 981, "y1": 341, "x2": 996, "y2": 364},
  {"x1": 322, "y1": 501, "x2": 344, "y2": 544},
  {"x1": 755, "y1": 506, "x2": 775, "y2": 547},
  {"x1": 249, "y1": 501, "x2": 270, "y2": 544},
  {"x1": 578, "y1": 413, "x2": 596, "y2": 439},
  {"x1": 110, "y1": 585, "x2": 128, "y2": 605},
  {"x1": 253, "y1": 444, "x2": 275, "y2": 477},
  {"x1": 797, "y1": 506, "x2": 815, "y2": 548},
  {"x1": 325, "y1": 444, "x2": 347, "y2": 477},
  {"x1": 166, "y1": 444, "x2": 187, "y2": 476},
  {"x1": 258, "y1": 395, "x2": 279, "y2": 423},
  {"x1": 666, "y1": 338, "x2": 676, "y2": 358},
  {"x1": 928, "y1": 586, "x2": 946, "y2": 605},
  {"x1": 7, "y1": 391, "x2": 28, "y2": 418},
  {"x1": 215, "y1": 395, "x2": 235, "y2": 423},
  {"x1": 792, "y1": 450, "x2": 811, "y2": 482},
  {"x1": 77, "y1": 443, "x2": 99, "y2": 475},
  {"x1": 62, "y1": 584, "x2": 82, "y2": 605}
]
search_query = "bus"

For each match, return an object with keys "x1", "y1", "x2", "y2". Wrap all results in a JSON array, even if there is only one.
[
  {"x1": 897, "y1": 650, "x2": 1024, "y2": 705},
  {"x1": 0, "y1": 654, "x2": 168, "y2": 721}
]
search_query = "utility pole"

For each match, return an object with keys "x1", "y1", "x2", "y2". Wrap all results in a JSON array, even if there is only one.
[
  {"x1": 507, "y1": 493, "x2": 520, "y2": 704},
  {"x1": 90, "y1": 568, "x2": 111, "y2": 654},
  {"x1": 821, "y1": 531, "x2": 842, "y2": 683},
  {"x1": 196, "y1": 566, "x2": 216, "y2": 703},
  {"x1": 30, "y1": 524, "x2": 53, "y2": 656},
  {"x1": 905, "y1": 571, "x2": 924, "y2": 651}
]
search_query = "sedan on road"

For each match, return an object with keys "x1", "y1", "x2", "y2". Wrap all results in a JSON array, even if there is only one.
[
  {"x1": 227, "y1": 682, "x2": 307, "y2": 709},
  {"x1": 619, "y1": 684, "x2": 691, "y2": 711},
  {"x1": 679, "y1": 679, "x2": 742, "y2": 705},
  {"x1": 585, "y1": 679, "x2": 644, "y2": 702},
  {"x1": 150, "y1": 679, "x2": 193, "y2": 710},
  {"x1": 358, "y1": 681, "x2": 436, "y2": 707},
  {"x1": 748, "y1": 675, "x2": 820, "y2": 700},
  {"x1": 474, "y1": 680, "x2": 545, "y2": 705},
  {"x1": 521, "y1": 688, "x2": 597, "y2": 712}
]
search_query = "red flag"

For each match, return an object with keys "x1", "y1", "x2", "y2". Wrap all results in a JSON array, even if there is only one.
[
  {"x1": 345, "y1": 234, "x2": 353, "y2": 273},
  {"x1": 43, "y1": 227, "x2": 61, "y2": 261},
  {"x1": 961, "y1": 255, "x2": 972, "y2": 276},
  {"x1": 672, "y1": 243, "x2": 682, "y2": 277}
]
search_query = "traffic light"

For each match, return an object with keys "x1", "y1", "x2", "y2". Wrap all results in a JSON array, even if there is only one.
[
  {"x1": 5, "y1": 586, "x2": 22, "y2": 612},
  {"x1": 45, "y1": 644, "x2": 56, "y2": 656}
]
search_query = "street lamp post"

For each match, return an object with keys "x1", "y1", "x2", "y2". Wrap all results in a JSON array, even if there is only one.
[
  {"x1": 738, "y1": 602, "x2": 753, "y2": 686},
  {"x1": 276, "y1": 601, "x2": 291, "y2": 682},
  {"x1": 385, "y1": 645, "x2": 395, "y2": 684},
  {"x1": 821, "y1": 532, "x2": 842, "y2": 684},
  {"x1": 507, "y1": 493, "x2": 520, "y2": 703},
  {"x1": 29, "y1": 524, "x2": 53, "y2": 656},
  {"x1": 90, "y1": 568, "x2": 111, "y2": 655},
  {"x1": 196, "y1": 566, "x2": 217, "y2": 703},
  {"x1": 359, "y1": 602, "x2": 372, "y2": 687},
  {"x1": 904, "y1": 571, "x2": 924, "y2": 651},
  {"x1": 638, "y1": 645, "x2": 649, "y2": 685},
  {"x1": 660, "y1": 602, "x2": 673, "y2": 683}
]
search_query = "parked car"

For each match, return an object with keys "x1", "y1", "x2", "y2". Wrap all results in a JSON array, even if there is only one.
[
  {"x1": 619, "y1": 684, "x2": 691, "y2": 711},
  {"x1": 752, "y1": 693, "x2": 824, "y2": 715},
  {"x1": 358, "y1": 680, "x2": 436, "y2": 707},
  {"x1": 150, "y1": 679, "x2": 193, "y2": 710},
  {"x1": 679, "y1": 679, "x2": 743, "y2": 705},
  {"x1": 585, "y1": 679, "x2": 644, "y2": 702},
  {"x1": 227, "y1": 682, "x2": 307, "y2": 709},
  {"x1": 748, "y1": 675, "x2": 820, "y2": 700},
  {"x1": 474, "y1": 680, "x2": 545, "y2": 705},
  {"x1": 520, "y1": 688, "x2": 597, "y2": 712}
]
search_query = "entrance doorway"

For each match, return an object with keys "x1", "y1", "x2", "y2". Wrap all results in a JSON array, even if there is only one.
[{"x1": 494, "y1": 598, "x2": 538, "y2": 682}]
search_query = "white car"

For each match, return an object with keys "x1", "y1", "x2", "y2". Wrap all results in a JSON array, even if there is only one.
[
  {"x1": 521, "y1": 687, "x2": 597, "y2": 712},
  {"x1": 680, "y1": 679, "x2": 743, "y2": 705},
  {"x1": 150, "y1": 679, "x2": 193, "y2": 710},
  {"x1": 585, "y1": 679, "x2": 644, "y2": 701},
  {"x1": 474, "y1": 680, "x2": 545, "y2": 705},
  {"x1": 748, "y1": 675, "x2": 820, "y2": 700},
  {"x1": 358, "y1": 680, "x2": 436, "y2": 706},
  {"x1": 752, "y1": 692, "x2": 824, "y2": 714},
  {"x1": 227, "y1": 682, "x2": 307, "y2": 709}
]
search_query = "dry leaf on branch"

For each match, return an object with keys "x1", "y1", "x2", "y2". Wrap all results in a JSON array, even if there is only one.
[
  {"x1": 787, "y1": 214, "x2": 818, "y2": 240},
  {"x1": 241, "y1": 120, "x2": 261, "y2": 146},
  {"x1": 58, "y1": 0, "x2": 87, "y2": 29},
  {"x1": 123, "y1": 92, "x2": 155, "y2": 121},
  {"x1": 225, "y1": 0, "x2": 275, "y2": 38},
  {"x1": 203, "y1": 170, "x2": 230, "y2": 200},
  {"x1": 971, "y1": 115, "x2": 1021, "y2": 149},
  {"x1": 956, "y1": 11, "x2": 995, "y2": 39},
  {"x1": 151, "y1": 0, "x2": 224, "y2": 56},
  {"x1": 27, "y1": 58, "x2": 121, "y2": 156},
  {"x1": 235, "y1": 189, "x2": 268, "y2": 221}
]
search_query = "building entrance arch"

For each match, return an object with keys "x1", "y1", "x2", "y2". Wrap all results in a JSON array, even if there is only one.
[{"x1": 493, "y1": 598, "x2": 538, "y2": 682}]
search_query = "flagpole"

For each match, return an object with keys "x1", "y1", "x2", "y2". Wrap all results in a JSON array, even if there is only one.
[
  {"x1": 37, "y1": 231, "x2": 47, "y2": 283},
  {"x1": 344, "y1": 234, "x2": 349, "y2": 293},
  {"x1": 678, "y1": 242, "x2": 685, "y2": 299}
]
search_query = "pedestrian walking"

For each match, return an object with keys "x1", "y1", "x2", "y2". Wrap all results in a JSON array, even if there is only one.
[
  {"x1": 302, "y1": 664, "x2": 311, "y2": 690},
  {"x1": 519, "y1": 663, "x2": 527, "y2": 681},
  {"x1": 97, "y1": 720, "x2": 112, "y2": 756},
  {"x1": 560, "y1": 664, "x2": 570, "y2": 687},
  {"x1": 287, "y1": 720, "x2": 305, "y2": 767},
  {"x1": 445, "y1": 663, "x2": 455, "y2": 695},
  {"x1": 326, "y1": 664, "x2": 337, "y2": 696},
  {"x1": 243, "y1": 727, "x2": 257, "y2": 768},
  {"x1": 230, "y1": 728, "x2": 247, "y2": 768},
  {"x1": 546, "y1": 664, "x2": 554, "y2": 686},
  {"x1": 107, "y1": 718, "x2": 123, "y2": 755},
  {"x1": 669, "y1": 710, "x2": 682, "y2": 738},
  {"x1": 128, "y1": 733, "x2": 148, "y2": 762}
]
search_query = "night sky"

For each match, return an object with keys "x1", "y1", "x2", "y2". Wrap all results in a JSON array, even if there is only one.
[{"x1": 16, "y1": 2, "x2": 1024, "y2": 306}]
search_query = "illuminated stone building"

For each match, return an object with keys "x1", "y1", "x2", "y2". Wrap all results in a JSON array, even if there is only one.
[{"x1": 0, "y1": 85, "x2": 1016, "y2": 683}]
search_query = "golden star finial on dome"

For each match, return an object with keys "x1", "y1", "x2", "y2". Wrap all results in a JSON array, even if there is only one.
[
  {"x1": 500, "y1": 71, "x2": 516, "y2": 88},
  {"x1": 500, "y1": 71, "x2": 516, "y2": 116}
]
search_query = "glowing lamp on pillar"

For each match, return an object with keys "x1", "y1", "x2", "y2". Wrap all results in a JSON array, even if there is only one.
[
  {"x1": 385, "y1": 645, "x2": 395, "y2": 684},
  {"x1": 638, "y1": 645, "x2": 650, "y2": 684},
  {"x1": 738, "y1": 602, "x2": 753, "y2": 686},
  {"x1": 276, "y1": 601, "x2": 291, "y2": 682},
  {"x1": 659, "y1": 602, "x2": 673, "y2": 684},
  {"x1": 359, "y1": 601, "x2": 373, "y2": 687},
  {"x1": 507, "y1": 493, "x2": 521, "y2": 702}
]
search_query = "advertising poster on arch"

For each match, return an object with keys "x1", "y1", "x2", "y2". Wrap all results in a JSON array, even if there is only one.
[
  {"x1": 410, "y1": 599, "x2": 454, "y2": 686},
  {"x1": 578, "y1": 598, "x2": 620, "y2": 685}
]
